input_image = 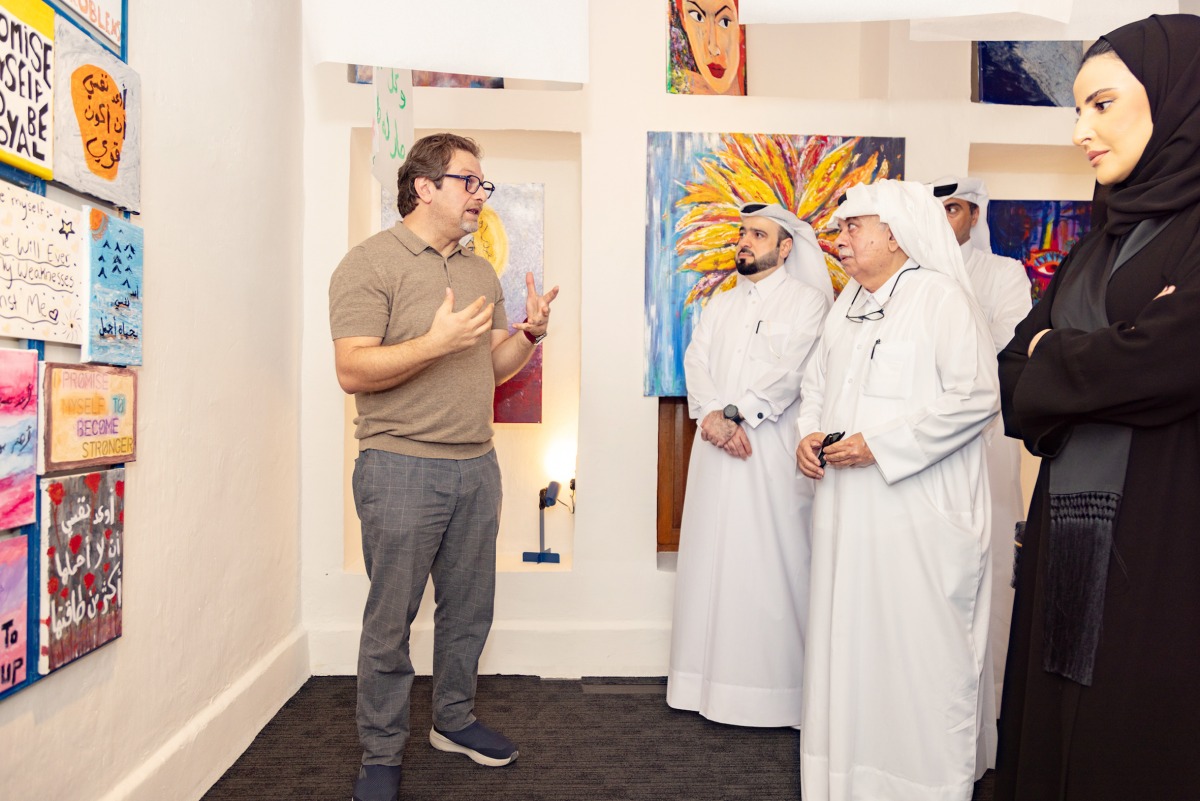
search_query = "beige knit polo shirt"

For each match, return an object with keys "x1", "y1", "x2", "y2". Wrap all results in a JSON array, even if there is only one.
[{"x1": 329, "y1": 223, "x2": 507, "y2": 459}]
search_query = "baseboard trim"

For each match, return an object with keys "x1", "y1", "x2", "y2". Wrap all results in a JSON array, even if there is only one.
[
  {"x1": 97, "y1": 626, "x2": 311, "y2": 801},
  {"x1": 310, "y1": 621, "x2": 672, "y2": 679}
]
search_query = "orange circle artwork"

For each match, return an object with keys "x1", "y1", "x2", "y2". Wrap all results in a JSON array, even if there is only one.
[{"x1": 71, "y1": 65, "x2": 126, "y2": 181}]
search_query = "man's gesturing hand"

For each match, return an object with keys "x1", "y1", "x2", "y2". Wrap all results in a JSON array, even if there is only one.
[{"x1": 429, "y1": 288, "x2": 494, "y2": 355}]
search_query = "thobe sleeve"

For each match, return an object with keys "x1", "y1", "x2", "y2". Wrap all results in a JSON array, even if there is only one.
[
  {"x1": 989, "y1": 256, "x2": 1034, "y2": 354},
  {"x1": 684, "y1": 297, "x2": 724, "y2": 421},
  {"x1": 1010, "y1": 255, "x2": 1200, "y2": 444},
  {"x1": 862, "y1": 291, "x2": 1000, "y2": 485},
  {"x1": 735, "y1": 288, "x2": 829, "y2": 429},
  {"x1": 795, "y1": 331, "x2": 829, "y2": 438}
]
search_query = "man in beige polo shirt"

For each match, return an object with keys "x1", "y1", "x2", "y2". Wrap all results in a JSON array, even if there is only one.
[{"x1": 330, "y1": 133, "x2": 558, "y2": 801}]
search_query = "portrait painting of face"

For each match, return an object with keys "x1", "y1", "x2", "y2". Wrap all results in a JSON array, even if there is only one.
[
  {"x1": 667, "y1": 0, "x2": 747, "y2": 96},
  {"x1": 988, "y1": 199, "x2": 1092, "y2": 303}
]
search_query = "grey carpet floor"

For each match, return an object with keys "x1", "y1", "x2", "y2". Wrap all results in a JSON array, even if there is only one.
[{"x1": 202, "y1": 676, "x2": 995, "y2": 800}]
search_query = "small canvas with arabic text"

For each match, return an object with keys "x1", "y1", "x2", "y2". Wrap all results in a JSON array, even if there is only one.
[
  {"x1": 39, "y1": 468, "x2": 124, "y2": 674},
  {"x1": 0, "y1": 349, "x2": 36, "y2": 529},
  {"x1": 53, "y1": 15, "x2": 142, "y2": 211},
  {"x1": 81, "y1": 207, "x2": 143, "y2": 365}
]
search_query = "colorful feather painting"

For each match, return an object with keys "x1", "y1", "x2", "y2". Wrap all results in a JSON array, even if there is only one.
[{"x1": 645, "y1": 131, "x2": 904, "y2": 396}]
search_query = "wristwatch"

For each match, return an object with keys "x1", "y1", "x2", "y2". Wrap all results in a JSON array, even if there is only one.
[
  {"x1": 523, "y1": 329, "x2": 547, "y2": 345},
  {"x1": 723, "y1": 404, "x2": 744, "y2": 425}
]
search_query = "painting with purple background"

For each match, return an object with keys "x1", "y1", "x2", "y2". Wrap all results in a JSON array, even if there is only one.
[
  {"x1": 988, "y1": 200, "x2": 1093, "y2": 303},
  {"x1": 0, "y1": 534, "x2": 28, "y2": 694}
]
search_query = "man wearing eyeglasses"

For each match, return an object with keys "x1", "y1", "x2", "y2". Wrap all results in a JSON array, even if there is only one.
[
  {"x1": 329, "y1": 133, "x2": 558, "y2": 801},
  {"x1": 795, "y1": 180, "x2": 999, "y2": 801},
  {"x1": 667, "y1": 202, "x2": 832, "y2": 728}
]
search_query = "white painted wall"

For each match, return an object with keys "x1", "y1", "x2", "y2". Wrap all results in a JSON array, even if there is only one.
[
  {"x1": 0, "y1": 2, "x2": 308, "y2": 800},
  {"x1": 301, "y1": 1, "x2": 1097, "y2": 680}
]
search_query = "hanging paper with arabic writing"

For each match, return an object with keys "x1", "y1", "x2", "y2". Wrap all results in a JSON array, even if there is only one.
[
  {"x1": 374, "y1": 67, "x2": 414, "y2": 231},
  {"x1": 53, "y1": 16, "x2": 141, "y2": 211},
  {"x1": 38, "y1": 468, "x2": 124, "y2": 674}
]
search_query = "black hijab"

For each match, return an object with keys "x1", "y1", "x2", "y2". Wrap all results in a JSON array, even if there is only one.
[
  {"x1": 1039, "y1": 14, "x2": 1200, "y2": 686},
  {"x1": 1100, "y1": 14, "x2": 1200, "y2": 235}
]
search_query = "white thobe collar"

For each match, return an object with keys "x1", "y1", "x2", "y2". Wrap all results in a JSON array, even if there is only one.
[
  {"x1": 848, "y1": 258, "x2": 919, "y2": 317},
  {"x1": 734, "y1": 265, "x2": 787, "y2": 299},
  {"x1": 960, "y1": 240, "x2": 976, "y2": 263}
]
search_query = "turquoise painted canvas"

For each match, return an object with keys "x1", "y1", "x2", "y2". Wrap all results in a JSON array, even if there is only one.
[{"x1": 81, "y1": 207, "x2": 143, "y2": 366}]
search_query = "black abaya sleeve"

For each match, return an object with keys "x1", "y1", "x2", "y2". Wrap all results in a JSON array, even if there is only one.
[{"x1": 1008, "y1": 231, "x2": 1200, "y2": 446}]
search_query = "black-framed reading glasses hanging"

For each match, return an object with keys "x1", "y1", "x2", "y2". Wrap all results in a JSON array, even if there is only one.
[
  {"x1": 444, "y1": 173, "x2": 496, "y2": 199},
  {"x1": 844, "y1": 264, "x2": 921, "y2": 322}
]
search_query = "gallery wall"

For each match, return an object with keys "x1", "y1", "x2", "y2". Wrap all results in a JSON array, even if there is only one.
[
  {"x1": 0, "y1": 1, "x2": 308, "y2": 800},
  {"x1": 300, "y1": 0, "x2": 1101, "y2": 681}
]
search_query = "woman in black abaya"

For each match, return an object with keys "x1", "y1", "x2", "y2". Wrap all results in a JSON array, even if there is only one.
[{"x1": 996, "y1": 14, "x2": 1200, "y2": 800}]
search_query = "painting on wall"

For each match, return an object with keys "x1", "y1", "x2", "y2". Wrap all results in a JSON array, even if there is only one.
[
  {"x1": 974, "y1": 41, "x2": 1082, "y2": 107},
  {"x1": 412, "y1": 71, "x2": 504, "y2": 89},
  {"x1": 645, "y1": 131, "x2": 904, "y2": 396},
  {"x1": 0, "y1": 180, "x2": 86, "y2": 343},
  {"x1": 39, "y1": 362, "x2": 136, "y2": 474},
  {"x1": 81, "y1": 207, "x2": 143, "y2": 365},
  {"x1": 38, "y1": 467, "x2": 124, "y2": 674},
  {"x1": 0, "y1": 0, "x2": 54, "y2": 179},
  {"x1": 57, "y1": 0, "x2": 123, "y2": 53},
  {"x1": 0, "y1": 349, "x2": 37, "y2": 530},
  {"x1": 988, "y1": 199, "x2": 1093, "y2": 302},
  {"x1": 53, "y1": 15, "x2": 142, "y2": 211},
  {"x1": 471, "y1": 183, "x2": 544, "y2": 424},
  {"x1": 0, "y1": 533, "x2": 28, "y2": 694},
  {"x1": 667, "y1": 0, "x2": 746, "y2": 96}
]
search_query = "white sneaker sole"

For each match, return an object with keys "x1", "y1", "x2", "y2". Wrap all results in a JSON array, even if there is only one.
[{"x1": 428, "y1": 728, "x2": 519, "y2": 767}]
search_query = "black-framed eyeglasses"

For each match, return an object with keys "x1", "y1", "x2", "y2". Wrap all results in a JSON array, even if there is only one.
[
  {"x1": 443, "y1": 173, "x2": 496, "y2": 198},
  {"x1": 844, "y1": 265, "x2": 920, "y2": 323}
]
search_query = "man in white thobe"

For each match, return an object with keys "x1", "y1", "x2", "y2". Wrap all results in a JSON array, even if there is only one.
[
  {"x1": 932, "y1": 175, "x2": 1032, "y2": 708},
  {"x1": 667, "y1": 202, "x2": 832, "y2": 727},
  {"x1": 796, "y1": 180, "x2": 998, "y2": 800}
]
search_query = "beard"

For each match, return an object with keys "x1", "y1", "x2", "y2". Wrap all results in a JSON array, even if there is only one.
[
  {"x1": 735, "y1": 246, "x2": 781, "y2": 276},
  {"x1": 459, "y1": 217, "x2": 480, "y2": 234}
]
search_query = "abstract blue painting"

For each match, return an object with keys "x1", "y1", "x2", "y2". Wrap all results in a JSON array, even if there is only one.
[{"x1": 976, "y1": 41, "x2": 1083, "y2": 107}]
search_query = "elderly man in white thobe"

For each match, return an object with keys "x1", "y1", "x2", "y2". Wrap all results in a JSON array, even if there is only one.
[
  {"x1": 667, "y1": 202, "x2": 832, "y2": 727},
  {"x1": 795, "y1": 180, "x2": 999, "y2": 800},
  {"x1": 931, "y1": 175, "x2": 1032, "y2": 709}
]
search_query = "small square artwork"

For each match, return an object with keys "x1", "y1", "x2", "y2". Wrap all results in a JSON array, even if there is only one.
[
  {"x1": 0, "y1": 180, "x2": 85, "y2": 343},
  {"x1": 53, "y1": 15, "x2": 142, "y2": 211},
  {"x1": 0, "y1": 349, "x2": 37, "y2": 529},
  {"x1": 39, "y1": 468, "x2": 124, "y2": 674},
  {"x1": 81, "y1": 207, "x2": 143, "y2": 365},
  {"x1": 975, "y1": 41, "x2": 1082, "y2": 107},
  {"x1": 471, "y1": 183, "x2": 544, "y2": 424},
  {"x1": 988, "y1": 200, "x2": 1093, "y2": 302},
  {"x1": 668, "y1": 0, "x2": 746, "y2": 96},
  {"x1": 0, "y1": 533, "x2": 28, "y2": 693},
  {"x1": 39, "y1": 362, "x2": 137, "y2": 473}
]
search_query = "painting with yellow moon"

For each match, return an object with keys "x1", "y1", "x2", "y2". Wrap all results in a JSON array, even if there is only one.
[{"x1": 471, "y1": 182, "x2": 545, "y2": 423}]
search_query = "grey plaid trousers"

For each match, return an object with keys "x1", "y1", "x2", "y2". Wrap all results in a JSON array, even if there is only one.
[{"x1": 352, "y1": 448, "x2": 502, "y2": 765}]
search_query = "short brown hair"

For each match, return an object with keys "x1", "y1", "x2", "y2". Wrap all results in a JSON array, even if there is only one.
[{"x1": 395, "y1": 133, "x2": 482, "y2": 217}]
